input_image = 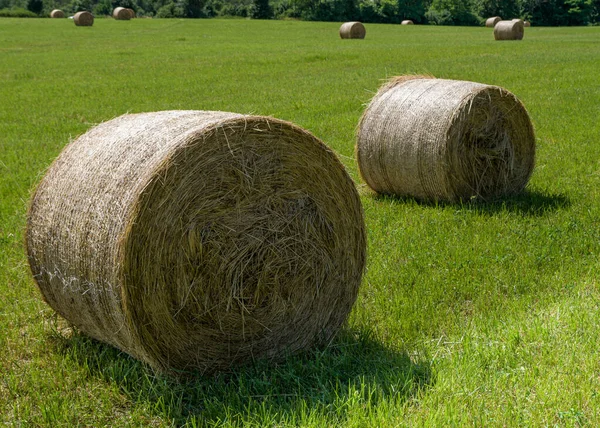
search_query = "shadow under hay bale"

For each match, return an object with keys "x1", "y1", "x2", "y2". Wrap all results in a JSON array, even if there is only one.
[
  {"x1": 73, "y1": 11, "x2": 93, "y2": 26},
  {"x1": 485, "y1": 16, "x2": 501, "y2": 27},
  {"x1": 401, "y1": 20, "x2": 414, "y2": 25},
  {"x1": 113, "y1": 7, "x2": 131, "y2": 20},
  {"x1": 339, "y1": 21, "x2": 365, "y2": 39},
  {"x1": 356, "y1": 76, "x2": 535, "y2": 203},
  {"x1": 27, "y1": 110, "x2": 366, "y2": 374},
  {"x1": 494, "y1": 20, "x2": 524, "y2": 40},
  {"x1": 50, "y1": 9, "x2": 64, "y2": 18}
]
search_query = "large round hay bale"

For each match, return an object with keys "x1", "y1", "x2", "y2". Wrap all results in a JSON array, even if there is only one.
[
  {"x1": 356, "y1": 76, "x2": 535, "y2": 202},
  {"x1": 113, "y1": 7, "x2": 131, "y2": 20},
  {"x1": 339, "y1": 21, "x2": 366, "y2": 39},
  {"x1": 485, "y1": 16, "x2": 501, "y2": 27},
  {"x1": 73, "y1": 11, "x2": 93, "y2": 26},
  {"x1": 494, "y1": 20, "x2": 524, "y2": 40},
  {"x1": 125, "y1": 7, "x2": 135, "y2": 18},
  {"x1": 401, "y1": 20, "x2": 414, "y2": 25},
  {"x1": 26, "y1": 110, "x2": 366, "y2": 373},
  {"x1": 50, "y1": 9, "x2": 65, "y2": 18}
]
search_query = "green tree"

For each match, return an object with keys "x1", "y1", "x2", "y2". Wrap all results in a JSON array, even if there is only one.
[{"x1": 27, "y1": 0, "x2": 43, "y2": 14}]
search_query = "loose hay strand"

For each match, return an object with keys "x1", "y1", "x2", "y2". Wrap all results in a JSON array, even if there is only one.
[{"x1": 26, "y1": 111, "x2": 366, "y2": 373}]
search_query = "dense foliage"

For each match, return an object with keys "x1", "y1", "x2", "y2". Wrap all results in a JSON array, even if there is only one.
[{"x1": 2, "y1": 0, "x2": 600, "y2": 26}]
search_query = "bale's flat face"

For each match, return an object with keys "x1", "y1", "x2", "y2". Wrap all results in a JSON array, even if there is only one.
[{"x1": 26, "y1": 111, "x2": 366, "y2": 373}]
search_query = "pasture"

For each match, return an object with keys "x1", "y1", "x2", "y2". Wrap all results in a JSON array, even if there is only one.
[{"x1": 1, "y1": 18, "x2": 600, "y2": 426}]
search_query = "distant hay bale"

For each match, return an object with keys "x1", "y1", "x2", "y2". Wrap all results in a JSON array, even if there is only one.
[
  {"x1": 524, "y1": 21, "x2": 531, "y2": 27},
  {"x1": 401, "y1": 20, "x2": 414, "y2": 25},
  {"x1": 50, "y1": 9, "x2": 65, "y2": 18},
  {"x1": 73, "y1": 11, "x2": 93, "y2": 26},
  {"x1": 113, "y1": 7, "x2": 131, "y2": 20},
  {"x1": 26, "y1": 110, "x2": 366, "y2": 373},
  {"x1": 356, "y1": 76, "x2": 535, "y2": 202},
  {"x1": 126, "y1": 8, "x2": 135, "y2": 18},
  {"x1": 494, "y1": 20, "x2": 524, "y2": 40},
  {"x1": 485, "y1": 16, "x2": 501, "y2": 27},
  {"x1": 339, "y1": 21, "x2": 366, "y2": 39}
]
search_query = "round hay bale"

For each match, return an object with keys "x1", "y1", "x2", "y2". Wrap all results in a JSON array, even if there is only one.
[
  {"x1": 401, "y1": 20, "x2": 414, "y2": 25},
  {"x1": 113, "y1": 7, "x2": 131, "y2": 20},
  {"x1": 339, "y1": 21, "x2": 366, "y2": 39},
  {"x1": 50, "y1": 9, "x2": 65, "y2": 18},
  {"x1": 26, "y1": 110, "x2": 366, "y2": 373},
  {"x1": 356, "y1": 76, "x2": 535, "y2": 202},
  {"x1": 73, "y1": 11, "x2": 93, "y2": 26},
  {"x1": 485, "y1": 16, "x2": 501, "y2": 27},
  {"x1": 524, "y1": 21, "x2": 531, "y2": 27},
  {"x1": 126, "y1": 7, "x2": 135, "y2": 18},
  {"x1": 494, "y1": 20, "x2": 524, "y2": 40}
]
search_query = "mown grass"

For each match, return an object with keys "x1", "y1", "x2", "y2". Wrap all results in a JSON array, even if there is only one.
[{"x1": 1, "y1": 18, "x2": 600, "y2": 426}]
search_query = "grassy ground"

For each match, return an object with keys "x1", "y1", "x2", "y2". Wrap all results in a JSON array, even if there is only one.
[{"x1": 1, "y1": 17, "x2": 600, "y2": 426}]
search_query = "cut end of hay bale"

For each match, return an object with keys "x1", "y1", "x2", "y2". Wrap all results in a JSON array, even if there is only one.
[
  {"x1": 113, "y1": 7, "x2": 131, "y2": 20},
  {"x1": 485, "y1": 16, "x2": 501, "y2": 27},
  {"x1": 356, "y1": 76, "x2": 536, "y2": 203},
  {"x1": 339, "y1": 21, "x2": 366, "y2": 39},
  {"x1": 50, "y1": 9, "x2": 65, "y2": 18},
  {"x1": 494, "y1": 20, "x2": 524, "y2": 40},
  {"x1": 401, "y1": 20, "x2": 414, "y2": 25},
  {"x1": 126, "y1": 7, "x2": 135, "y2": 18},
  {"x1": 73, "y1": 11, "x2": 93, "y2": 26},
  {"x1": 26, "y1": 110, "x2": 366, "y2": 373}
]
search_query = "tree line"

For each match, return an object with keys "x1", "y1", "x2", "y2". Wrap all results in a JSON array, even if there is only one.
[{"x1": 3, "y1": 0, "x2": 600, "y2": 25}]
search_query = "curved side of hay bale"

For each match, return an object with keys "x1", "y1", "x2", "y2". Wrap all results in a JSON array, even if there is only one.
[
  {"x1": 26, "y1": 110, "x2": 366, "y2": 373},
  {"x1": 485, "y1": 16, "x2": 501, "y2": 27},
  {"x1": 356, "y1": 76, "x2": 535, "y2": 202},
  {"x1": 401, "y1": 20, "x2": 414, "y2": 25},
  {"x1": 126, "y1": 8, "x2": 135, "y2": 18},
  {"x1": 73, "y1": 11, "x2": 94, "y2": 26},
  {"x1": 113, "y1": 7, "x2": 131, "y2": 20},
  {"x1": 494, "y1": 20, "x2": 524, "y2": 40},
  {"x1": 339, "y1": 21, "x2": 366, "y2": 39},
  {"x1": 50, "y1": 9, "x2": 65, "y2": 18}
]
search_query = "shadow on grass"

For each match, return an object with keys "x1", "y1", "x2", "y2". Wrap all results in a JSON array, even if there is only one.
[
  {"x1": 373, "y1": 189, "x2": 570, "y2": 216},
  {"x1": 48, "y1": 327, "x2": 432, "y2": 425}
]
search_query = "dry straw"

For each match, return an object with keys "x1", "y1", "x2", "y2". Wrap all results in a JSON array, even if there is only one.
[
  {"x1": 113, "y1": 7, "x2": 131, "y2": 20},
  {"x1": 401, "y1": 20, "x2": 414, "y2": 25},
  {"x1": 339, "y1": 21, "x2": 366, "y2": 39},
  {"x1": 356, "y1": 76, "x2": 535, "y2": 202},
  {"x1": 26, "y1": 110, "x2": 366, "y2": 373},
  {"x1": 50, "y1": 9, "x2": 65, "y2": 17},
  {"x1": 485, "y1": 16, "x2": 501, "y2": 27},
  {"x1": 494, "y1": 20, "x2": 524, "y2": 40},
  {"x1": 73, "y1": 11, "x2": 93, "y2": 26},
  {"x1": 126, "y1": 7, "x2": 135, "y2": 18}
]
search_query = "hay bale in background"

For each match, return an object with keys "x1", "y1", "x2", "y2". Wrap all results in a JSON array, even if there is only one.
[
  {"x1": 73, "y1": 11, "x2": 93, "y2": 26},
  {"x1": 485, "y1": 16, "x2": 501, "y2": 27},
  {"x1": 494, "y1": 20, "x2": 524, "y2": 40},
  {"x1": 524, "y1": 21, "x2": 531, "y2": 27},
  {"x1": 50, "y1": 9, "x2": 65, "y2": 17},
  {"x1": 339, "y1": 21, "x2": 366, "y2": 39},
  {"x1": 356, "y1": 76, "x2": 535, "y2": 202},
  {"x1": 26, "y1": 110, "x2": 366, "y2": 373},
  {"x1": 401, "y1": 20, "x2": 414, "y2": 25},
  {"x1": 113, "y1": 7, "x2": 131, "y2": 20},
  {"x1": 126, "y1": 7, "x2": 135, "y2": 18}
]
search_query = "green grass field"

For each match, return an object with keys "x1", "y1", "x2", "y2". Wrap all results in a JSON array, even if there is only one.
[{"x1": 1, "y1": 17, "x2": 600, "y2": 426}]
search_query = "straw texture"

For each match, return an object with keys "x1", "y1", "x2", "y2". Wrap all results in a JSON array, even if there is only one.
[
  {"x1": 26, "y1": 110, "x2": 366, "y2": 373},
  {"x1": 126, "y1": 7, "x2": 135, "y2": 18},
  {"x1": 73, "y1": 11, "x2": 93, "y2": 26},
  {"x1": 401, "y1": 20, "x2": 414, "y2": 25},
  {"x1": 113, "y1": 7, "x2": 131, "y2": 19},
  {"x1": 356, "y1": 76, "x2": 535, "y2": 202},
  {"x1": 339, "y1": 22, "x2": 366, "y2": 39},
  {"x1": 494, "y1": 20, "x2": 524, "y2": 40},
  {"x1": 485, "y1": 16, "x2": 501, "y2": 27},
  {"x1": 50, "y1": 9, "x2": 65, "y2": 17}
]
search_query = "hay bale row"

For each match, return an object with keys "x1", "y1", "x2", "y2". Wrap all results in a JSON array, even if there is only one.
[
  {"x1": 494, "y1": 19, "x2": 524, "y2": 40},
  {"x1": 356, "y1": 76, "x2": 535, "y2": 202},
  {"x1": 50, "y1": 9, "x2": 64, "y2": 18},
  {"x1": 339, "y1": 21, "x2": 365, "y2": 39},
  {"x1": 73, "y1": 11, "x2": 93, "y2": 26},
  {"x1": 26, "y1": 110, "x2": 366, "y2": 373}
]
